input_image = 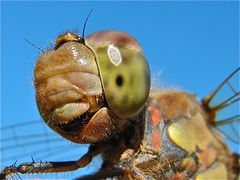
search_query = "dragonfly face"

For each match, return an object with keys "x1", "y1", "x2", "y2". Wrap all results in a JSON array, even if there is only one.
[
  {"x1": 34, "y1": 31, "x2": 150, "y2": 144},
  {"x1": 1, "y1": 30, "x2": 239, "y2": 179}
]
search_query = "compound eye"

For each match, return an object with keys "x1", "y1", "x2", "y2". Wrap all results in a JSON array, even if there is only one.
[
  {"x1": 103, "y1": 44, "x2": 150, "y2": 118},
  {"x1": 86, "y1": 31, "x2": 150, "y2": 118},
  {"x1": 54, "y1": 32, "x2": 85, "y2": 50}
]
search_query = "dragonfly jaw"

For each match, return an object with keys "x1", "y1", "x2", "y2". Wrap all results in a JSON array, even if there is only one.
[
  {"x1": 55, "y1": 111, "x2": 92, "y2": 130},
  {"x1": 45, "y1": 106, "x2": 125, "y2": 144},
  {"x1": 35, "y1": 72, "x2": 124, "y2": 144},
  {"x1": 52, "y1": 102, "x2": 90, "y2": 124}
]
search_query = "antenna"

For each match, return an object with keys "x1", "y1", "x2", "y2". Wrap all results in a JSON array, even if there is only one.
[
  {"x1": 24, "y1": 39, "x2": 45, "y2": 53},
  {"x1": 82, "y1": 9, "x2": 93, "y2": 38}
]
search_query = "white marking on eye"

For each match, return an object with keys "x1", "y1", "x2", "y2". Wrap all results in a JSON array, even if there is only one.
[{"x1": 107, "y1": 44, "x2": 122, "y2": 66}]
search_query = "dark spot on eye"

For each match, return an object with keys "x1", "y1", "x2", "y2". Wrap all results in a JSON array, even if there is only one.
[{"x1": 116, "y1": 75, "x2": 123, "y2": 87}]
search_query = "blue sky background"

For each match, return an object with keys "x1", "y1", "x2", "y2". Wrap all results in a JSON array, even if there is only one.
[{"x1": 1, "y1": 1, "x2": 239, "y2": 179}]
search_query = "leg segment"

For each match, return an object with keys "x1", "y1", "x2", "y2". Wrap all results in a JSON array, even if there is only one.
[{"x1": 0, "y1": 144, "x2": 101, "y2": 179}]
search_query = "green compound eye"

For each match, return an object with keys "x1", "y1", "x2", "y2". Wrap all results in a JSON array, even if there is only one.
[{"x1": 86, "y1": 30, "x2": 150, "y2": 118}]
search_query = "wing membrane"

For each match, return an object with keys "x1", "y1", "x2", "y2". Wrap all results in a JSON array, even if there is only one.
[
  {"x1": 1, "y1": 120, "x2": 100, "y2": 179},
  {"x1": 202, "y1": 68, "x2": 240, "y2": 149}
]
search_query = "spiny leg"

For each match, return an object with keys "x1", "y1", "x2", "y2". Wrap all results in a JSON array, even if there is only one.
[
  {"x1": 0, "y1": 144, "x2": 102, "y2": 179},
  {"x1": 76, "y1": 149, "x2": 140, "y2": 180}
]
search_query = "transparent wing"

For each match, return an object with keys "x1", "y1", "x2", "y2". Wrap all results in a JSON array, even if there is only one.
[
  {"x1": 1, "y1": 120, "x2": 101, "y2": 179},
  {"x1": 202, "y1": 68, "x2": 240, "y2": 152}
]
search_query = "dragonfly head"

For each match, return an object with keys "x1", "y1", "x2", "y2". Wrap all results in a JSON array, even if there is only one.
[{"x1": 34, "y1": 31, "x2": 150, "y2": 144}]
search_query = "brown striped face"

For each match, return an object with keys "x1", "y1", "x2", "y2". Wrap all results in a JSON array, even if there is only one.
[{"x1": 34, "y1": 31, "x2": 150, "y2": 143}]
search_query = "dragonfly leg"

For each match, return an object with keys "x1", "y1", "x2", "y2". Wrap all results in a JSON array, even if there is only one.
[
  {"x1": 76, "y1": 164, "x2": 145, "y2": 180},
  {"x1": 76, "y1": 149, "x2": 146, "y2": 180},
  {"x1": 0, "y1": 144, "x2": 102, "y2": 178}
]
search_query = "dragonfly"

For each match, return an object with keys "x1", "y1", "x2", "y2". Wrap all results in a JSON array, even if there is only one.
[{"x1": 1, "y1": 28, "x2": 239, "y2": 179}]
